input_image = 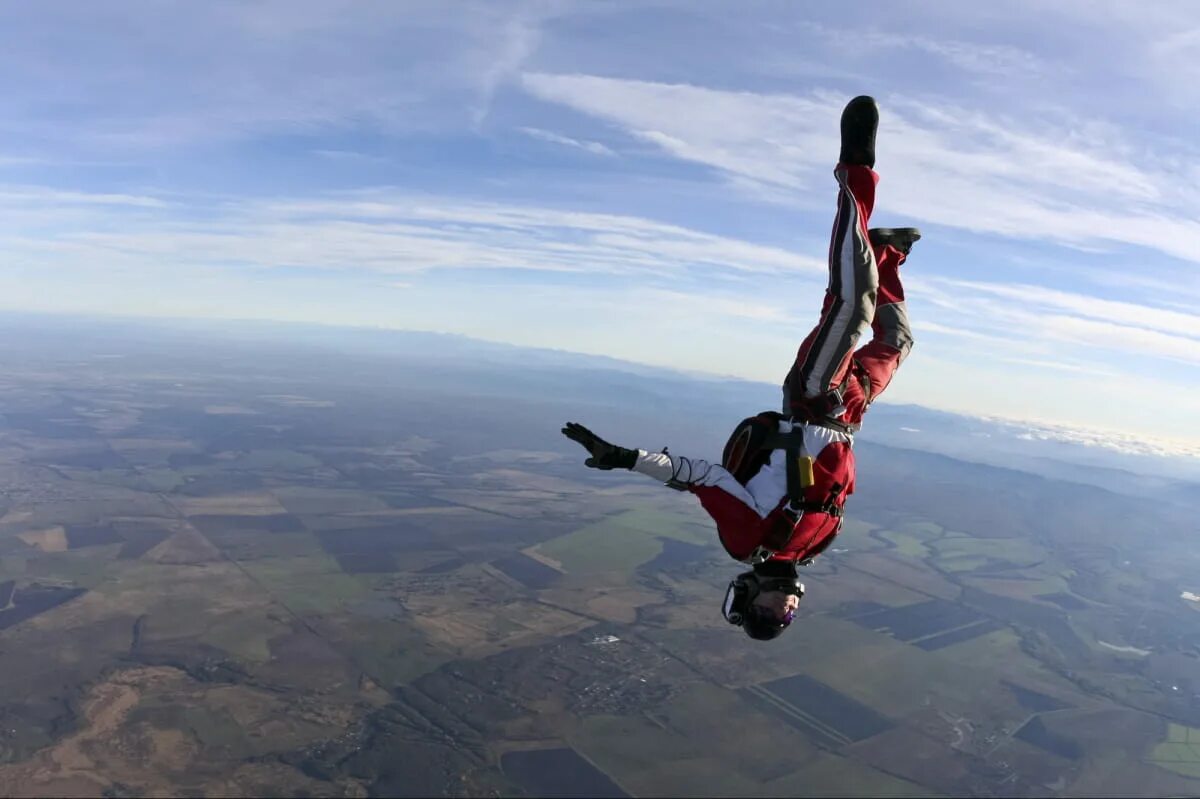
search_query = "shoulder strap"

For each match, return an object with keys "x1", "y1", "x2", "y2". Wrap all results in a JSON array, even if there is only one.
[{"x1": 786, "y1": 445, "x2": 801, "y2": 505}]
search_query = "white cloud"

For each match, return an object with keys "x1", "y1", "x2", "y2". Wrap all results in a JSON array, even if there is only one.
[
  {"x1": 911, "y1": 319, "x2": 1014, "y2": 346},
  {"x1": 638, "y1": 289, "x2": 793, "y2": 323},
  {"x1": 6, "y1": 182, "x2": 1194, "y2": 376},
  {"x1": 0, "y1": 187, "x2": 824, "y2": 280},
  {"x1": 522, "y1": 73, "x2": 841, "y2": 191},
  {"x1": 519, "y1": 127, "x2": 616, "y2": 157},
  {"x1": 0, "y1": 186, "x2": 167, "y2": 208},
  {"x1": 310, "y1": 149, "x2": 388, "y2": 163},
  {"x1": 912, "y1": 276, "x2": 1200, "y2": 367},
  {"x1": 993, "y1": 417, "x2": 1200, "y2": 460},
  {"x1": 997, "y1": 356, "x2": 1123, "y2": 379},
  {"x1": 928, "y1": 277, "x2": 1200, "y2": 340},
  {"x1": 0, "y1": 1, "x2": 570, "y2": 149},
  {"x1": 800, "y1": 22, "x2": 1046, "y2": 79},
  {"x1": 0, "y1": 156, "x2": 45, "y2": 167},
  {"x1": 520, "y1": 73, "x2": 1200, "y2": 264},
  {"x1": 1036, "y1": 314, "x2": 1200, "y2": 365},
  {"x1": 472, "y1": 8, "x2": 545, "y2": 126}
]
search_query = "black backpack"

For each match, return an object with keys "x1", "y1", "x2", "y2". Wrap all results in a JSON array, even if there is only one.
[
  {"x1": 722, "y1": 411, "x2": 847, "y2": 561},
  {"x1": 722, "y1": 411, "x2": 845, "y2": 517},
  {"x1": 722, "y1": 411, "x2": 788, "y2": 485}
]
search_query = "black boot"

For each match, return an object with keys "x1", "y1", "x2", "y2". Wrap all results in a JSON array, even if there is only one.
[
  {"x1": 839, "y1": 95, "x2": 878, "y2": 168},
  {"x1": 868, "y1": 227, "x2": 921, "y2": 255}
]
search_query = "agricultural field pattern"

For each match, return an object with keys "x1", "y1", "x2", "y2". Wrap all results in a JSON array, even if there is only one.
[{"x1": 0, "y1": 314, "x2": 1198, "y2": 797}]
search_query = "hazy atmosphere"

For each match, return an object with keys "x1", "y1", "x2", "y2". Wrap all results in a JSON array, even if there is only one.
[
  {"x1": 2, "y1": 0, "x2": 1197, "y2": 449},
  {"x1": 1, "y1": 2, "x2": 1199, "y2": 798}
]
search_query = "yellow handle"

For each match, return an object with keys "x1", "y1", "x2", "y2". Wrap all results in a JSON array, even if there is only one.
[{"x1": 798, "y1": 455, "x2": 815, "y2": 489}]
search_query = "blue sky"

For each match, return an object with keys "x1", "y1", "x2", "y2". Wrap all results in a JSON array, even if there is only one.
[{"x1": 1, "y1": 1, "x2": 1198, "y2": 455}]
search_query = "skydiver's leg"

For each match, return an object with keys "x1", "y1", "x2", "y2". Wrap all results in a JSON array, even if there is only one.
[
  {"x1": 843, "y1": 239, "x2": 914, "y2": 423},
  {"x1": 783, "y1": 163, "x2": 879, "y2": 418}
]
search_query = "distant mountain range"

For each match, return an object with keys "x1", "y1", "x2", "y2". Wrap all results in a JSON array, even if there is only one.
[{"x1": 3, "y1": 311, "x2": 1196, "y2": 506}]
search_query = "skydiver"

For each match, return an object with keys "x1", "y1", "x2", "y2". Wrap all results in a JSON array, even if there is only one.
[{"x1": 562, "y1": 95, "x2": 920, "y2": 641}]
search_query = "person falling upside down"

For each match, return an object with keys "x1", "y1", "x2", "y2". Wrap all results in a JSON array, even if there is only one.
[{"x1": 562, "y1": 96, "x2": 921, "y2": 642}]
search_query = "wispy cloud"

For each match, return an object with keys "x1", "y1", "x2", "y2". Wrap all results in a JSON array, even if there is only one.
[
  {"x1": 933, "y1": 278, "x2": 1200, "y2": 340},
  {"x1": 0, "y1": 186, "x2": 168, "y2": 208},
  {"x1": 913, "y1": 275, "x2": 1200, "y2": 366},
  {"x1": 0, "y1": 1, "x2": 570, "y2": 149},
  {"x1": 471, "y1": 7, "x2": 546, "y2": 127},
  {"x1": 997, "y1": 356, "x2": 1123, "y2": 379},
  {"x1": 800, "y1": 22, "x2": 1047, "y2": 79},
  {"x1": 911, "y1": 319, "x2": 1017, "y2": 346},
  {"x1": 1036, "y1": 314, "x2": 1200, "y2": 365},
  {"x1": 310, "y1": 149, "x2": 389, "y2": 163},
  {"x1": 989, "y1": 416, "x2": 1200, "y2": 460},
  {"x1": 0, "y1": 186, "x2": 825, "y2": 280},
  {"x1": 639, "y1": 288, "x2": 793, "y2": 323},
  {"x1": 519, "y1": 127, "x2": 616, "y2": 157},
  {"x1": 0, "y1": 155, "x2": 46, "y2": 167},
  {"x1": 520, "y1": 73, "x2": 1200, "y2": 264}
]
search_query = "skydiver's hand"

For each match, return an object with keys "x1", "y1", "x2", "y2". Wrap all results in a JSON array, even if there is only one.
[{"x1": 561, "y1": 422, "x2": 638, "y2": 470}]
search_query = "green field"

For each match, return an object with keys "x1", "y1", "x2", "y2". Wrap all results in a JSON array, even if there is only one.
[
  {"x1": 931, "y1": 534, "x2": 1046, "y2": 565},
  {"x1": 879, "y1": 530, "x2": 930, "y2": 559},
  {"x1": 137, "y1": 468, "x2": 188, "y2": 492},
  {"x1": 570, "y1": 682, "x2": 823, "y2": 798},
  {"x1": 533, "y1": 508, "x2": 712, "y2": 576},
  {"x1": 199, "y1": 610, "x2": 288, "y2": 663},
  {"x1": 22, "y1": 546, "x2": 122, "y2": 588},
  {"x1": 769, "y1": 752, "x2": 935, "y2": 798},
  {"x1": 834, "y1": 517, "x2": 882, "y2": 551},
  {"x1": 216, "y1": 449, "x2": 323, "y2": 471},
  {"x1": 240, "y1": 555, "x2": 380, "y2": 616},
  {"x1": 1148, "y1": 723, "x2": 1200, "y2": 778},
  {"x1": 895, "y1": 521, "x2": 944, "y2": 539},
  {"x1": 935, "y1": 554, "x2": 991, "y2": 573}
]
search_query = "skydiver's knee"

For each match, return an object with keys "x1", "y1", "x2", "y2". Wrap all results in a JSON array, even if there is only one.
[
  {"x1": 851, "y1": 292, "x2": 877, "y2": 334},
  {"x1": 875, "y1": 304, "x2": 912, "y2": 357},
  {"x1": 894, "y1": 327, "x2": 914, "y2": 359}
]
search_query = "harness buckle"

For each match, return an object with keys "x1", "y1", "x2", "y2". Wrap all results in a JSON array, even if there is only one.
[
  {"x1": 746, "y1": 546, "x2": 774, "y2": 565},
  {"x1": 793, "y1": 387, "x2": 844, "y2": 420}
]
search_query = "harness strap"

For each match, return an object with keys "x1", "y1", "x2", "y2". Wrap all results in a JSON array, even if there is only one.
[
  {"x1": 762, "y1": 431, "x2": 808, "y2": 450},
  {"x1": 785, "y1": 444, "x2": 801, "y2": 505},
  {"x1": 791, "y1": 371, "x2": 863, "y2": 436},
  {"x1": 789, "y1": 500, "x2": 844, "y2": 518},
  {"x1": 806, "y1": 416, "x2": 860, "y2": 436},
  {"x1": 733, "y1": 417, "x2": 853, "y2": 564},
  {"x1": 756, "y1": 480, "x2": 846, "y2": 558},
  {"x1": 853, "y1": 360, "x2": 874, "y2": 406}
]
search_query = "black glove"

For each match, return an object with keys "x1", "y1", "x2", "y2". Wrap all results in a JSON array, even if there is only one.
[{"x1": 561, "y1": 422, "x2": 638, "y2": 470}]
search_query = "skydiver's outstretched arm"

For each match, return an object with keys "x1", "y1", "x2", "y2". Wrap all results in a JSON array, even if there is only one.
[
  {"x1": 561, "y1": 423, "x2": 769, "y2": 515},
  {"x1": 628, "y1": 449, "x2": 764, "y2": 509}
]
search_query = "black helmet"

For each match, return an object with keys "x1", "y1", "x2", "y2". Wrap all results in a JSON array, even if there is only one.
[{"x1": 721, "y1": 562, "x2": 804, "y2": 641}]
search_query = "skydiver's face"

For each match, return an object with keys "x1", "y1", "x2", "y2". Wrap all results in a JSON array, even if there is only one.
[{"x1": 751, "y1": 590, "x2": 800, "y2": 623}]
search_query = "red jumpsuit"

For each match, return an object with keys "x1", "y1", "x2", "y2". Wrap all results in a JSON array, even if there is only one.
[{"x1": 632, "y1": 163, "x2": 913, "y2": 564}]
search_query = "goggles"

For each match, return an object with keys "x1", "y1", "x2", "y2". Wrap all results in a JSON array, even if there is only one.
[{"x1": 722, "y1": 570, "x2": 804, "y2": 627}]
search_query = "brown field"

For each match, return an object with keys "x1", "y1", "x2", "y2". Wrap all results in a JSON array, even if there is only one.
[
  {"x1": 0, "y1": 666, "x2": 361, "y2": 798},
  {"x1": 17, "y1": 527, "x2": 69, "y2": 553}
]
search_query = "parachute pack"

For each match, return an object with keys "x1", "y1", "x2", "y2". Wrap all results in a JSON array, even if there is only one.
[{"x1": 722, "y1": 411, "x2": 845, "y2": 519}]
